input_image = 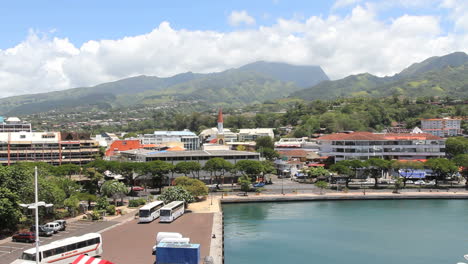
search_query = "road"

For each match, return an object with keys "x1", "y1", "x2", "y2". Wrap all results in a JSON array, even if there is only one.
[
  {"x1": 101, "y1": 212, "x2": 214, "y2": 264},
  {"x1": 1, "y1": 220, "x2": 117, "y2": 264}
]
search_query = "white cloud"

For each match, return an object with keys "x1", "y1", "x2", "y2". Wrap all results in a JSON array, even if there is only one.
[
  {"x1": 228, "y1": 10, "x2": 256, "y2": 26},
  {"x1": 0, "y1": 5, "x2": 467, "y2": 98}
]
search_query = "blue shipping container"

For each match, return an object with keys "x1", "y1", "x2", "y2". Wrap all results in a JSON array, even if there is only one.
[{"x1": 156, "y1": 242, "x2": 200, "y2": 264}]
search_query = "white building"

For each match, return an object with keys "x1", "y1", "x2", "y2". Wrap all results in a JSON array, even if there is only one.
[
  {"x1": 421, "y1": 118, "x2": 463, "y2": 137},
  {"x1": 0, "y1": 116, "x2": 32, "y2": 132},
  {"x1": 199, "y1": 127, "x2": 238, "y2": 143},
  {"x1": 317, "y1": 132, "x2": 445, "y2": 162},
  {"x1": 141, "y1": 130, "x2": 200, "y2": 150},
  {"x1": 238, "y1": 128, "x2": 274, "y2": 141}
]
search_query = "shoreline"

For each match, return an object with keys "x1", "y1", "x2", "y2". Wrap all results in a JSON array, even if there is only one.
[{"x1": 220, "y1": 191, "x2": 468, "y2": 203}]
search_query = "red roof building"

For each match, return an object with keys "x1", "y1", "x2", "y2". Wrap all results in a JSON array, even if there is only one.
[
  {"x1": 105, "y1": 139, "x2": 143, "y2": 157},
  {"x1": 317, "y1": 132, "x2": 445, "y2": 162}
]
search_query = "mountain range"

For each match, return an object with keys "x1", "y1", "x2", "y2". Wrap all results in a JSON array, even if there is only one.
[
  {"x1": 1, "y1": 51, "x2": 468, "y2": 116},
  {"x1": 0, "y1": 62, "x2": 328, "y2": 115},
  {"x1": 290, "y1": 52, "x2": 468, "y2": 100}
]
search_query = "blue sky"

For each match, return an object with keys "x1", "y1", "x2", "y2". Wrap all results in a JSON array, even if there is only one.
[
  {"x1": 0, "y1": 0, "x2": 453, "y2": 49},
  {"x1": 0, "y1": 0, "x2": 467, "y2": 97}
]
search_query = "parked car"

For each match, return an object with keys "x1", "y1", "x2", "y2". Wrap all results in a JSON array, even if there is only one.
[
  {"x1": 415, "y1": 180, "x2": 426, "y2": 185},
  {"x1": 54, "y1": 220, "x2": 67, "y2": 231},
  {"x1": 12, "y1": 232, "x2": 35, "y2": 243},
  {"x1": 44, "y1": 222, "x2": 61, "y2": 233},
  {"x1": 426, "y1": 180, "x2": 436, "y2": 186},
  {"x1": 30, "y1": 225, "x2": 54, "y2": 237},
  {"x1": 406, "y1": 180, "x2": 414, "y2": 184},
  {"x1": 131, "y1": 186, "x2": 144, "y2": 192}
]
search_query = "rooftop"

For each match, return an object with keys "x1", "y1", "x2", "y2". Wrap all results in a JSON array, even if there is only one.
[{"x1": 122, "y1": 149, "x2": 260, "y2": 157}]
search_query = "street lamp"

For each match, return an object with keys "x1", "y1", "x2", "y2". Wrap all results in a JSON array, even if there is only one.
[{"x1": 19, "y1": 167, "x2": 53, "y2": 264}]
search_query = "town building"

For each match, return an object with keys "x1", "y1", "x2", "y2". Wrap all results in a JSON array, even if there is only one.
[
  {"x1": 141, "y1": 130, "x2": 200, "y2": 150},
  {"x1": 317, "y1": 132, "x2": 445, "y2": 162},
  {"x1": 0, "y1": 117, "x2": 32, "y2": 132},
  {"x1": 0, "y1": 131, "x2": 99, "y2": 165},
  {"x1": 421, "y1": 118, "x2": 463, "y2": 137},
  {"x1": 238, "y1": 128, "x2": 274, "y2": 141},
  {"x1": 121, "y1": 149, "x2": 260, "y2": 165}
]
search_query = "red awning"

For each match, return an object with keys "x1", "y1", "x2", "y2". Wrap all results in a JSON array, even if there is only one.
[{"x1": 72, "y1": 255, "x2": 114, "y2": 264}]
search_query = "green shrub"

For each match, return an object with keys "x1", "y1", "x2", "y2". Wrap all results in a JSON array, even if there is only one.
[
  {"x1": 95, "y1": 197, "x2": 110, "y2": 210},
  {"x1": 89, "y1": 210, "x2": 103, "y2": 220},
  {"x1": 106, "y1": 205, "x2": 116, "y2": 215},
  {"x1": 128, "y1": 198, "x2": 146, "y2": 208}
]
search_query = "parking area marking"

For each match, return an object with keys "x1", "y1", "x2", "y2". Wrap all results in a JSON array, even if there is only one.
[{"x1": 0, "y1": 245, "x2": 24, "y2": 250}]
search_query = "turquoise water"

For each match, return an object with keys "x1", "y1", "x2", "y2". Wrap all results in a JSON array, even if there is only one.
[{"x1": 223, "y1": 200, "x2": 468, "y2": 264}]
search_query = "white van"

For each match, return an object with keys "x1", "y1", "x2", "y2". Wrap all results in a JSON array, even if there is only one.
[{"x1": 44, "y1": 222, "x2": 61, "y2": 233}]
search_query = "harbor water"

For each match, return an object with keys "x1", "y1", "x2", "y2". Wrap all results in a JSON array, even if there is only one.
[{"x1": 223, "y1": 200, "x2": 468, "y2": 264}]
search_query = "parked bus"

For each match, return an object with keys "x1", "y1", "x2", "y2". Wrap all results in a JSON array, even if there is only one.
[
  {"x1": 139, "y1": 201, "x2": 164, "y2": 223},
  {"x1": 11, "y1": 233, "x2": 102, "y2": 264},
  {"x1": 159, "y1": 201, "x2": 185, "y2": 223}
]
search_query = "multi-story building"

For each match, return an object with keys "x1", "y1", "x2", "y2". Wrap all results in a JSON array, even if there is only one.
[
  {"x1": 317, "y1": 132, "x2": 445, "y2": 162},
  {"x1": 141, "y1": 130, "x2": 200, "y2": 150},
  {"x1": 0, "y1": 117, "x2": 32, "y2": 132},
  {"x1": 238, "y1": 128, "x2": 274, "y2": 141},
  {"x1": 421, "y1": 118, "x2": 463, "y2": 137},
  {"x1": 0, "y1": 132, "x2": 99, "y2": 165}
]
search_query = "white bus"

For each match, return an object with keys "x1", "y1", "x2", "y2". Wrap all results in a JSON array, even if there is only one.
[
  {"x1": 11, "y1": 233, "x2": 102, "y2": 264},
  {"x1": 139, "y1": 201, "x2": 164, "y2": 223},
  {"x1": 159, "y1": 201, "x2": 185, "y2": 223}
]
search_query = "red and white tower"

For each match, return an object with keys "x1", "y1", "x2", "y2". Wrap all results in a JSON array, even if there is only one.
[{"x1": 216, "y1": 108, "x2": 225, "y2": 144}]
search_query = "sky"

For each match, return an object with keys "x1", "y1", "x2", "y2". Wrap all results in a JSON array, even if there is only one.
[{"x1": 0, "y1": 0, "x2": 468, "y2": 97}]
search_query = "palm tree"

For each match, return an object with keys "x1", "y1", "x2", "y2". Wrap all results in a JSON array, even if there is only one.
[{"x1": 101, "y1": 180, "x2": 128, "y2": 205}]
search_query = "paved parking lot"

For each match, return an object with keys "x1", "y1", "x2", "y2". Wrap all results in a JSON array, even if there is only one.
[
  {"x1": 101, "y1": 212, "x2": 214, "y2": 264},
  {"x1": 1, "y1": 220, "x2": 118, "y2": 264}
]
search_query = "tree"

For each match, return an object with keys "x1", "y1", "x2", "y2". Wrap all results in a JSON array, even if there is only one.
[
  {"x1": 307, "y1": 167, "x2": 330, "y2": 182},
  {"x1": 259, "y1": 148, "x2": 280, "y2": 161},
  {"x1": 453, "y1": 154, "x2": 468, "y2": 188},
  {"x1": 64, "y1": 196, "x2": 80, "y2": 216},
  {"x1": 238, "y1": 175, "x2": 252, "y2": 192},
  {"x1": 174, "y1": 176, "x2": 208, "y2": 197},
  {"x1": 446, "y1": 137, "x2": 468, "y2": 157},
  {"x1": 363, "y1": 158, "x2": 391, "y2": 188},
  {"x1": 158, "y1": 186, "x2": 195, "y2": 204},
  {"x1": 142, "y1": 160, "x2": 174, "y2": 192},
  {"x1": 315, "y1": 181, "x2": 328, "y2": 194},
  {"x1": 204, "y1": 158, "x2": 234, "y2": 187},
  {"x1": 101, "y1": 180, "x2": 128, "y2": 205},
  {"x1": 255, "y1": 136, "x2": 274, "y2": 150},
  {"x1": 175, "y1": 162, "x2": 202, "y2": 179},
  {"x1": 330, "y1": 162, "x2": 352, "y2": 187},
  {"x1": 83, "y1": 168, "x2": 103, "y2": 194},
  {"x1": 235, "y1": 160, "x2": 264, "y2": 179},
  {"x1": 425, "y1": 158, "x2": 458, "y2": 187},
  {"x1": 0, "y1": 187, "x2": 22, "y2": 231},
  {"x1": 391, "y1": 160, "x2": 424, "y2": 187},
  {"x1": 51, "y1": 164, "x2": 81, "y2": 178},
  {"x1": 75, "y1": 192, "x2": 97, "y2": 207},
  {"x1": 50, "y1": 177, "x2": 80, "y2": 198}
]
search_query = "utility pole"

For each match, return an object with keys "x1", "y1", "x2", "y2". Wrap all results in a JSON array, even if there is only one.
[{"x1": 34, "y1": 166, "x2": 39, "y2": 264}]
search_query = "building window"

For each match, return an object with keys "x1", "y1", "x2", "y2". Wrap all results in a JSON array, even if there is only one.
[{"x1": 20, "y1": 135, "x2": 26, "y2": 139}]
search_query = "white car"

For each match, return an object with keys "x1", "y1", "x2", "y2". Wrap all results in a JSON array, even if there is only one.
[
  {"x1": 414, "y1": 180, "x2": 426, "y2": 185},
  {"x1": 426, "y1": 180, "x2": 436, "y2": 186},
  {"x1": 406, "y1": 180, "x2": 414, "y2": 184},
  {"x1": 44, "y1": 222, "x2": 61, "y2": 233}
]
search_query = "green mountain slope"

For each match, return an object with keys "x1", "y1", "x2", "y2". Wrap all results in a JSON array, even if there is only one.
[
  {"x1": 238, "y1": 61, "x2": 329, "y2": 88},
  {"x1": 290, "y1": 51, "x2": 468, "y2": 100},
  {"x1": 0, "y1": 62, "x2": 328, "y2": 115}
]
